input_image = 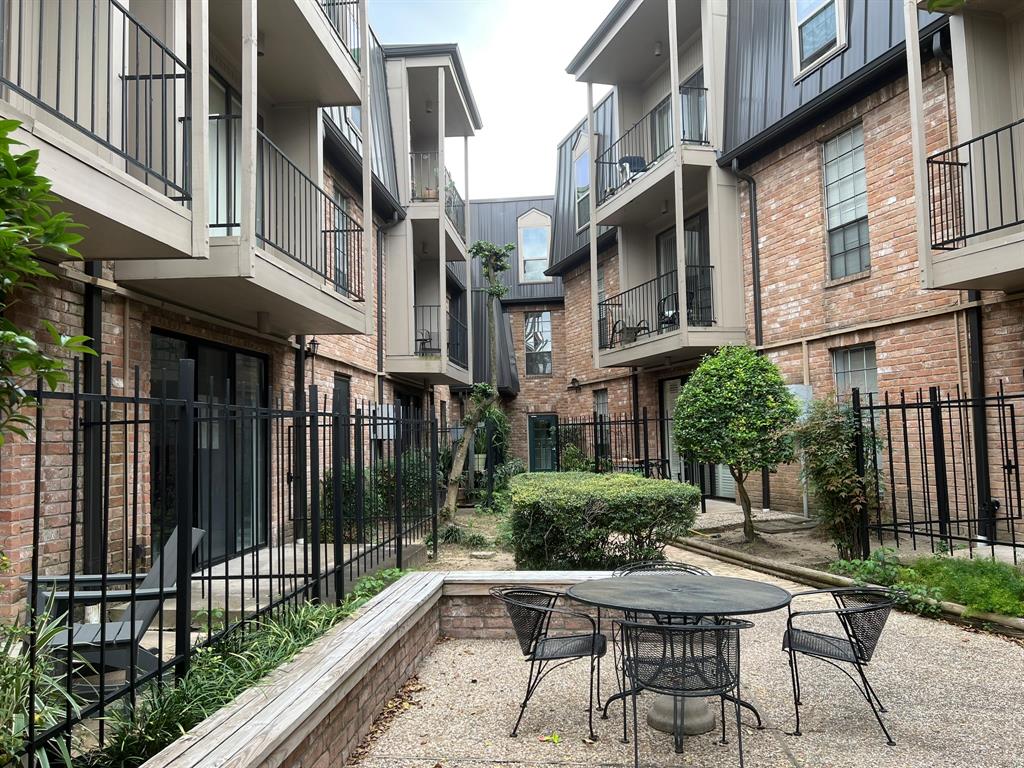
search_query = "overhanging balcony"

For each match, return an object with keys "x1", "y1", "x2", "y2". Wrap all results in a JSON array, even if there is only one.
[
  {"x1": 0, "y1": 0, "x2": 194, "y2": 261},
  {"x1": 925, "y1": 118, "x2": 1024, "y2": 290},
  {"x1": 408, "y1": 150, "x2": 467, "y2": 260},
  {"x1": 118, "y1": 122, "x2": 365, "y2": 337},
  {"x1": 386, "y1": 302, "x2": 470, "y2": 386}
]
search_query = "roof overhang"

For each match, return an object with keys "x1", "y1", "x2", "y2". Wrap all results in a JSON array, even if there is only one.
[{"x1": 382, "y1": 43, "x2": 483, "y2": 134}]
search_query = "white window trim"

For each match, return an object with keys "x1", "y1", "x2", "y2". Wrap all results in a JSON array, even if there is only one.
[
  {"x1": 790, "y1": 0, "x2": 848, "y2": 82},
  {"x1": 517, "y1": 208, "x2": 553, "y2": 284},
  {"x1": 572, "y1": 133, "x2": 591, "y2": 235},
  {"x1": 345, "y1": 105, "x2": 362, "y2": 138}
]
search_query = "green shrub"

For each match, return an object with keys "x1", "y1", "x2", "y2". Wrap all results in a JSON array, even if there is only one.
[
  {"x1": 493, "y1": 457, "x2": 525, "y2": 491},
  {"x1": 474, "y1": 405, "x2": 511, "y2": 465},
  {"x1": 558, "y1": 442, "x2": 593, "y2": 472},
  {"x1": 507, "y1": 472, "x2": 700, "y2": 570}
]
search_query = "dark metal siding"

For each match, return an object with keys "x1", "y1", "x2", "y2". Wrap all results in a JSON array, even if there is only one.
[
  {"x1": 324, "y1": 29, "x2": 400, "y2": 201},
  {"x1": 722, "y1": 1, "x2": 944, "y2": 164},
  {"x1": 550, "y1": 91, "x2": 616, "y2": 271},
  {"x1": 471, "y1": 197, "x2": 559, "y2": 302}
]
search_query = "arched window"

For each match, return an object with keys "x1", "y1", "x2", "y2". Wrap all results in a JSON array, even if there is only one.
[{"x1": 517, "y1": 208, "x2": 552, "y2": 283}]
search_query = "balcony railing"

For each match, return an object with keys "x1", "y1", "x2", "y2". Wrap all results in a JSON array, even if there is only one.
[
  {"x1": 318, "y1": 0, "x2": 362, "y2": 67},
  {"x1": 414, "y1": 305, "x2": 442, "y2": 356},
  {"x1": 597, "y1": 266, "x2": 715, "y2": 350},
  {"x1": 927, "y1": 117, "x2": 1024, "y2": 250},
  {"x1": 445, "y1": 168, "x2": 466, "y2": 241},
  {"x1": 0, "y1": 0, "x2": 190, "y2": 202},
  {"x1": 448, "y1": 309, "x2": 468, "y2": 369},
  {"x1": 411, "y1": 151, "x2": 439, "y2": 202}
]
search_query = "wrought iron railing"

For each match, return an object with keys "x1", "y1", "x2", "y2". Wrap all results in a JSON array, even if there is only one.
[
  {"x1": 596, "y1": 97, "x2": 674, "y2": 205},
  {"x1": 597, "y1": 271, "x2": 680, "y2": 349},
  {"x1": 927, "y1": 117, "x2": 1024, "y2": 250},
  {"x1": 445, "y1": 168, "x2": 466, "y2": 241},
  {"x1": 448, "y1": 309, "x2": 468, "y2": 369},
  {"x1": 318, "y1": 0, "x2": 362, "y2": 67},
  {"x1": 414, "y1": 304, "x2": 441, "y2": 356},
  {"x1": 685, "y1": 264, "x2": 715, "y2": 326},
  {"x1": 0, "y1": 0, "x2": 191, "y2": 202},
  {"x1": 410, "y1": 151, "x2": 439, "y2": 201}
]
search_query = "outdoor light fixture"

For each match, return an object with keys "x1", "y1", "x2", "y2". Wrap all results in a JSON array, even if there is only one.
[
  {"x1": 570, "y1": 377, "x2": 582, "y2": 392},
  {"x1": 425, "y1": 99, "x2": 434, "y2": 114},
  {"x1": 654, "y1": 41, "x2": 663, "y2": 57},
  {"x1": 306, "y1": 337, "x2": 320, "y2": 359},
  {"x1": 257, "y1": 31, "x2": 266, "y2": 57}
]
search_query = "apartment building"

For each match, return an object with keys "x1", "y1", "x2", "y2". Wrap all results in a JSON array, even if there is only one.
[{"x1": 0, "y1": 1, "x2": 479, "y2": 596}]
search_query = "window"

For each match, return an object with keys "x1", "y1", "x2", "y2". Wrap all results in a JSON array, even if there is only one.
[
  {"x1": 524, "y1": 311, "x2": 552, "y2": 375},
  {"x1": 791, "y1": 0, "x2": 847, "y2": 78},
  {"x1": 517, "y1": 209, "x2": 552, "y2": 283},
  {"x1": 823, "y1": 123, "x2": 869, "y2": 280},
  {"x1": 573, "y1": 136, "x2": 591, "y2": 232},
  {"x1": 833, "y1": 344, "x2": 877, "y2": 397},
  {"x1": 346, "y1": 105, "x2": 361, "y2": 135},
  {"x1": 593, "y1": 388, "x2": 609, "y2": 419}
]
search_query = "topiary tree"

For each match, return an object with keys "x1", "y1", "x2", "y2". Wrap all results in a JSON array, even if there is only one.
[{"x1": 673, "y1": 346, "x2": 799, "y2": 542}]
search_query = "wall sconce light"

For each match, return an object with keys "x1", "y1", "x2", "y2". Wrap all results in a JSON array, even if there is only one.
[
  {"x1": 425, "y1": 99, "x2": 434, "y2": 114},
  {"x1": 257, "y1": 31, "x2": 266, "y2": 57},
  {"x1": 570, "y1": 377, "x2": 582, "y2": 392},
  {"x1": 654, "y1": 41, "x2": 663, "y2": 57},
  {"x1": 661, "y1": 199, "x2": 669, "y2": 215},
  {"x1": 306, "y1": 337, "x2": 320, "y2": 359}
]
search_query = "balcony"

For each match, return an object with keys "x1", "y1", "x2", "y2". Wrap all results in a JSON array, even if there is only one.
[
  {"x1": 408, "y1": 150, "x2": 467, "y2": 259},
  {"x1": 0, "y1": 0, "x2": 195, "y2": 261},
  {"x1": 596, "y1": 265, "x2": 739, "y2": 368},
  {"x1": 925, "y1": 118, "x2": 1024, "y2": 290},
  {"x1": 448, "y1": 309, "x2": 469, "y2": 370},
  {"x1": 117, "y1": 120, "x2": 365, "y2": 337},
  {"x1": 387, "y1": 302, "x2": 470, "y2": 384}
]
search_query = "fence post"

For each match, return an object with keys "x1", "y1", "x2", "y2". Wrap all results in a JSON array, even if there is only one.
[
  {"x1": 929, "y1": 386, "x2": 951, "y2": 546},
  {"x1": 394, "y1": 408, "x2": 404, "y2": 569},
  {"x1": 592, "y1": 411, "x2": 601, "y2": 473},
  {"x1": 331, "y1": 388, "x2": 345, "y2": 604},
  {"x1": 309, "y1": 385, "x2": 322, "y2": 601},
  {"x1": 641, "y1": 407, "x2": 651, "y2": 478},
  {"x1": 355, "y1": 409, "x2": 365, "y2": 556},
  {"x1": 174, "y1": 359, "x2": 195, "y2": 682},
  {"x1": 430, "y1": 416, "x2": 439, "y2": 560},
  {"x1": 851, "y1": 387, "x2": 870, "y2": 560}
]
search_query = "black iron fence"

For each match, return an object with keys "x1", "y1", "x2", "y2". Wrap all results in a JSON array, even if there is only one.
[
  {"x1": 319, "y1": 0, "x2": 361, "y2": 66},
  {"x1": 448, "y1": 309, "x2": 469, "y2": 369},
  {"x1": 11, "y1": 359, "x2": 439, "y2": 760},
  {"x1": 853, "y1": 384, "x2": 1023, "y2": 564},
  {"x1": 0, "y1": 0, "x2": 191, "y2": 203},
  {"x1": 927, "y1": 117, "x2": 1024, "y2": 250}
]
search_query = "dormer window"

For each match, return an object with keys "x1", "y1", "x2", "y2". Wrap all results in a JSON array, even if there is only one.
[
  {"x1": 791, "y1": 0, "x2": 847, "y2": 80},
  {"x1": 517, "y1": 209, "x2": 552, "y2": 283}
]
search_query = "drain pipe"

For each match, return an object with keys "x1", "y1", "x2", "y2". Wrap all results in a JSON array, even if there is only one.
[
  {"x1": 965, "y1": 293, "x2": 993, "y2": 538},
  {"x1": 731, "y1": 159, "x2": 770, "y2": 512}
]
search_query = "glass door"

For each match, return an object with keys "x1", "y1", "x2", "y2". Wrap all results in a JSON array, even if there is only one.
[
  {"x1": 655, "y1": 228, "x2": 679, "y2": 329},
  {"x1": 528, "y1": 414, "x2": 559, "y2": 472}
]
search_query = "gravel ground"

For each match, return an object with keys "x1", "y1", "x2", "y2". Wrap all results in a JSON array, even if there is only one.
[
  {"x1": 351, "y1": 550, "x2": 1024, "y2": 768},
  {"x1": 693, "y1": 499, "x2": 800, "y2": 532}
]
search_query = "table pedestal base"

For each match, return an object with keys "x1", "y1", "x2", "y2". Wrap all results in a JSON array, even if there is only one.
[{"x1": 647, "y1": 694, "x2": 715, "y2": 736}]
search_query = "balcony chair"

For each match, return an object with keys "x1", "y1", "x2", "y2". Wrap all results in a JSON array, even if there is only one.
[
  {"x1": 24, "y1": 527, "x2": 206, "y2": 681},
  {"x1": 610, "y1": 319, "x2": 649, "y2": 348},
  {"x1": 612, "y1": 560, "x2": 711, "y2": 577},
  {"x1": 782, "y1": 587, "x2": 897, "y2": 745},
  {"x1": 490, "y1": 586, "x2": 606, "y2": 740},
  {"x1": 416, "y1": 329, "x2": 440, "y2": 356},
  {"x1": 619, "y1": 155, "x2": 648, "y2": 180},
  {"x1": 618, "y1": 619, "x2": 754, "y2": 767},
  {"x1": 658, "y1": 292, "x2": 680, "y2": 329}
]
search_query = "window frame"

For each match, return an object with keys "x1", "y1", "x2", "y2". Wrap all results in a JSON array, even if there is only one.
[
  {"x1": 821, "y1": 122, "x2": 870, "y2": 281},
  {"x1": 572, "y1": 134, "x2": 591, "y2": 234},
  {"x1": 790, "y1": 0, "x2": 848, "y2": 82},
  {"x1": 345, "y1": 105, "x2": 362, "y2": 137},
  {"x1": 832, "y1": 343, "x2": 878, "y2": 399},
  {"x1": 523, "y1": 310, "x2": 553, "y2": 377},
  {"x1": 517, "y1": 208, "x2": 553, "y2": 284}
]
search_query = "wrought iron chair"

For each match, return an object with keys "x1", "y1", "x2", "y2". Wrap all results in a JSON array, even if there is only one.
[
  {"x1": 618, "y1": 619, "x2": 754, "y2": 768},
  {"x1": 782, "y1": 587, "x2": 897, "y2": 745},
  {"x1": 612, "y1": 560, "x2": 711, "y2": 577},
  {"x1": 490, "y1": 586, "x2": 607, "y2": 739}
]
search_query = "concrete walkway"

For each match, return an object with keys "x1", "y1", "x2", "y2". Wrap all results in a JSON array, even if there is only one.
[{"x1": 351, "y1": 547, "x2": 1024, "y2": 768}]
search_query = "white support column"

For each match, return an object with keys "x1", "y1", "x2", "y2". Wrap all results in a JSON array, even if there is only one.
[
  {"x1": 240, "y1": 0, "x2": 258, "y2": 272},
  {"x1": 360, "y1": 0, "x2": 373, "y2": 336},
  {"x1": 586, "y1": 82, "x2": 600, "y2": 369},
  {"x1": 437, "y1": 66, "x2": 448, "y2": 371},
  {"x1": 189, "y1": 0, "x2": 209, "y2": 259},
  {"x1": 903, "y1": 0, "x2": 932, "y2": 289},
  {"x1": 668, "y1": 0, "x2": 688, "y2": 336},
  {"x1": 464, "y1": 135, "x2": 473, "y2": 381}
]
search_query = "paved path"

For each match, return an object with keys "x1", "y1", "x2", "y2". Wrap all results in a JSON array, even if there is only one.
[{"x1": 352, "y1": 549, "x2": 1024, "y2": 768}]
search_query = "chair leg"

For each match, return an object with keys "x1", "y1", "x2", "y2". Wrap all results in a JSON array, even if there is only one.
[
  {"x1": 734, "y1": 692, "x2": 745, "y2": 768},
  {"x1": 631, "y1": 688, "x2": 640, "y2": 768},
  {"x1": 861, "y1": 671, "x2": 888, "y2": 713},
  {"x1": 787, "y1": 648, "x2": 802, "y2": 737},
  {"x1": 720, "y1": 695, "x2": 728, "y2": 744},
  {"x1": 588, "y1": 653, "x2": 597, "y2": 740},
  {"x1": 853, "y1": 662, "x2": 896, "y2": 746},
  {"x1": 673, "y1": 696, "x2": 685, "y2": 756},
  {"x1": 595, "y1": 608, "x2": 603, "y2": 708},
  {"x1": 511, "y1": 659, "x2": 539, "y2": 738}
]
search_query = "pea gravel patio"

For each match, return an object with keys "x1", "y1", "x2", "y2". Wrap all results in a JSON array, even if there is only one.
[{"x1": 348, "y1": 549, "x2": 1024, "y2": 768}]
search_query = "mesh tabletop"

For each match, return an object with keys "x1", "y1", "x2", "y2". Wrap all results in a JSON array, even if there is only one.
[{"x1": 566, "y1": 574, "x2": 792, "y2": 617}]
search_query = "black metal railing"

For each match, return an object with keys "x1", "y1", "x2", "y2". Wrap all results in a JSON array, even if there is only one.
[
  {"x1": 597, "y1": 271, "x2": 680, "y2": 350},
  {"x1": 410, "y1": 151, "x2": 439, "y2": 201},
  {"x1": 0, "y1": 0, "x2": 191, "y2": 202},
  {"x1": 927, "y1": 117, "x2": 1024, "y2": 250},
  {"x1": 208, "y1": 114, "x2": 242, "y2": 233},
  {"x1": 852, "y1": 381, "x2": 1024, "y2": 564},
  {"x1": 318, "y1": 0, "x2": 362, "y2": 67},
  {"x1": 445, "y1": 168, "x2": 466, "y2": 241},
  {"x1": 597, "y1": 97, "x2": 674, "y2": 205},
  {"x1": 680, "y1": 86, "x2": 709, "y2": 145},
  {"x1": 685, "y1": 264, "x2": 715, "y2": 327},
  {"x1": 448, "y1": 310, "x2": 468, "y2": 369},
  {"x1": 256, "y1": 130, "x2": 363, "y2": 300},
  {"x1": 414, "y1": 304, "x2": 441, "y2": 356},
  {"x1": 13, "y1": 359, "x2": 440, "y2": 761}
]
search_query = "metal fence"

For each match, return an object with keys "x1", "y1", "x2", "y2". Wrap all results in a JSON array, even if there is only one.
[
  {"x1": 853, "y1": 384, "x2": 1024, "y2": 564},
  {"x1": 12, "y1": 358, "x2": 439, "y2": 760}
]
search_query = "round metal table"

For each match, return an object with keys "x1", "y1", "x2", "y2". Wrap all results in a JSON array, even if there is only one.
[{"x1": 566, "y1": 573, "x2": 792, "y2": 744}]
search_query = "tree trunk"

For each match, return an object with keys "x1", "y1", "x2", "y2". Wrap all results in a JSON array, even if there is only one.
[{"x1": 731, "y1": 467, "x2": 757, "y2": 543}]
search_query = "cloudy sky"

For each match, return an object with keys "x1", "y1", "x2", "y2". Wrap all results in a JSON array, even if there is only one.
[{"x1": 369, "y1": 0, "x2": 616, "y2": 200}]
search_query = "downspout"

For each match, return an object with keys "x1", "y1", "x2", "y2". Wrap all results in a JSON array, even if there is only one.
[
  {"x1": 630, "y1": 368, "x2": 641, "y2": 459},
  {"x1": 82, "y1": 261, "x2": 104, "y2": 572},
  {"x1": 731, "y1": 159, "x2": 771, "y2": 512},
  {"x1": 376, "y1": 224, "x2": 385, "y2": 403},
  {"x1": 294, "y1": 335, "x2": 307, "y2": 538}
]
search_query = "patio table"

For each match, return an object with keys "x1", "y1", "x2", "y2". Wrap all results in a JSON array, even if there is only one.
[{"x1": 566, "y1": 573, "x2": 791, "y2": 740}]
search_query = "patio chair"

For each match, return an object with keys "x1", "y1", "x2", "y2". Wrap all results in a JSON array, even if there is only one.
[
  {"x1": 782, "y1": 587, "x2": 897, "y2": 745},
  {"x1": 416, "y1": 328, "x2": 440, "y2": 355},
  {"x1": 24, "y1": 527, "x2": 206, "y2": 678},
  {"x1": 658, "y1": 292, "x2": 680, "y2": 329},
  {"x1": 612, "y1": 560, "x2": 711, "y2": 577},
  {"x1": 618, "y1": 619, "x2": 754, "y2": 768},
  {"x1": 489, "y1": 586, "x2": 607, "y2": 739},
  {"x1": 619, "y1": 155, "x2": 648, "y2": 178}
]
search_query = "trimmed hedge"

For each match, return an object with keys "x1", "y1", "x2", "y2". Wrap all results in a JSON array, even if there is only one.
[{"x1": 507, "y1": 472, "x2": 700, "y2": 570}]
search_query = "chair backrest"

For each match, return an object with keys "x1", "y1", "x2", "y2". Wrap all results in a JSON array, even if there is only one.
[
  {"x1": 619, "y1": 619, "x2": 752, "y2": 697},
  {"x1": 128, "y1": 527, "x2": 206, "y2": 639},
  {"x1": 490, "y1": 586, "x2": 559, "y2": 657},
  {"x1": 612, "y1": 560, "x2": 711, "y2": 577},
  {"x1": 834, "y1": 588, "x2": 894, "y2": 662}
]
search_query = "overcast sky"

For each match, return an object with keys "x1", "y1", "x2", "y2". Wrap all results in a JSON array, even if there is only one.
[{"x1": 369, "y1": 0, "x2": 616, "y2": 200}]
